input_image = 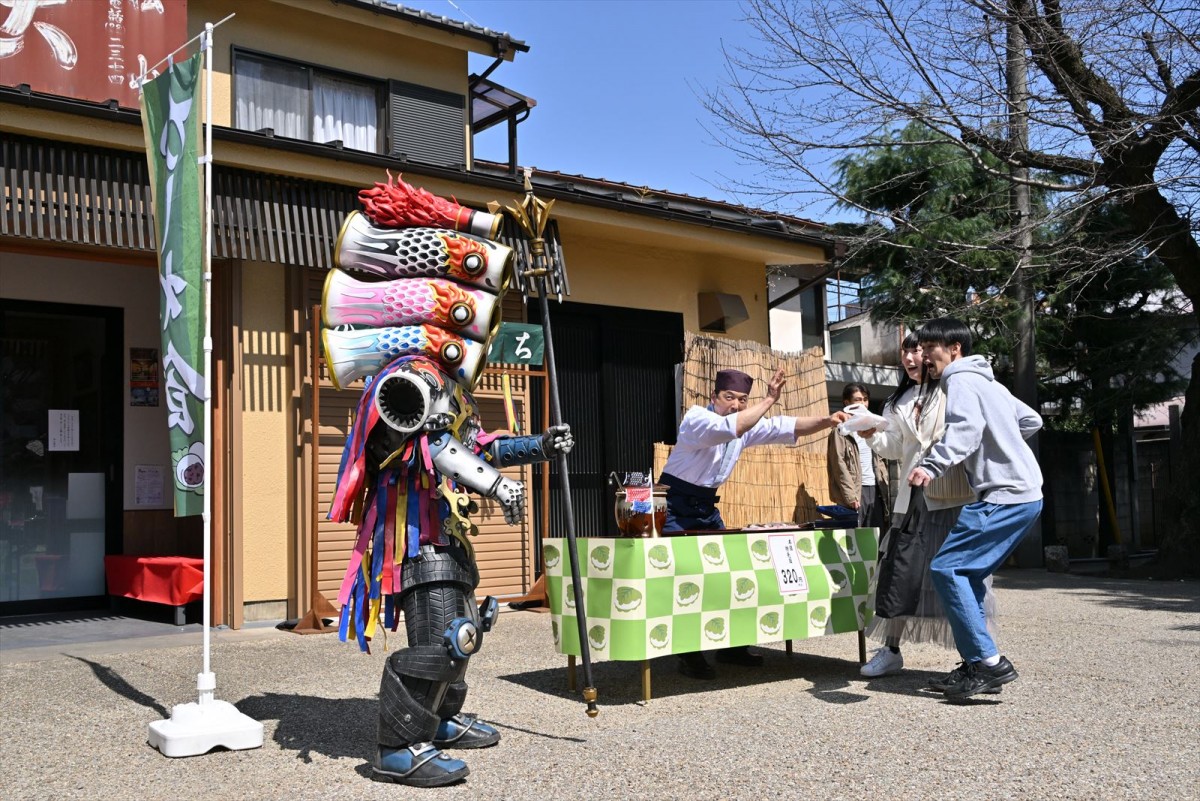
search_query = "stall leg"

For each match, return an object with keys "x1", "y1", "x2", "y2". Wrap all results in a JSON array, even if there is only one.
[
  {"x1": 567, "y1": 655, "x2": 577, "y2": 693},
  {"x1": 785, "y1": 639, "x2": 793, "y2": 656},
  {"x1": 641, "y1": 660, "x2": 651, "y2": 702},
  {"x1": 857, "y1": 631, "x2": 867, "y2": 664}
]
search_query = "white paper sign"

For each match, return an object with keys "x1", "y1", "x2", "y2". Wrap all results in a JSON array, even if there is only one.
[
  {"x1": 135, "y1": 465, "x2": 166, "y2": 507},
  {"x1": 48, "y1": 409, "x2": 80, "y2": 452},
  {"x1": 769, "y1": 533, "x2": 809, "y2": 595}
]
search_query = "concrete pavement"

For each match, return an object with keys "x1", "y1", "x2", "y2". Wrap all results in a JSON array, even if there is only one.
[{"x1": 1, "y1": 570, "x2": 1197, "y2": 800}]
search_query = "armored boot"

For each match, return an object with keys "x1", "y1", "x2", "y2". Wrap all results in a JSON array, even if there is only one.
[
  {"x1": 432, "y1": 681, "x2": 500, "y2": 749},
  {"x1": 373, "y1": 545, "x2": 493, "y2": 786},
  {"x1": 374, "y1": 742, "x2": 469, "y2": 787}
]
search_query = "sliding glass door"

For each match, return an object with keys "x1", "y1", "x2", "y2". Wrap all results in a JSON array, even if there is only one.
[{"x1": 0, "y1": 299, "x2": 122, "y2": 614}]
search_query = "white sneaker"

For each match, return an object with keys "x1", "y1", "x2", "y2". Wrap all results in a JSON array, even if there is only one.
[{"x1": 860, "y1": 647, "x2": 904, "y2": 677}]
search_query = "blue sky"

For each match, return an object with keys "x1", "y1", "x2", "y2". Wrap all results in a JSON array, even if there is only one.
[{"x1": 407, "y1": 1, "x2": 779, "y2": 210}]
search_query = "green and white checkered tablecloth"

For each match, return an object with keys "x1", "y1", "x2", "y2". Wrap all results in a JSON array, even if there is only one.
[{"x1": 544, "y1": 529, "x2": 879, "y2": 661}]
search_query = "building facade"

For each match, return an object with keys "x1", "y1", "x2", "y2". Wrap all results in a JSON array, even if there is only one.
[{"x1": 0, "y1": 0, "x2": 834, "y2": 624}]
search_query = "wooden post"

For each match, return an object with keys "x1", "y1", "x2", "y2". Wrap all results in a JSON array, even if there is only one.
[{"x1": 293, "y1": 305, "x2": 339, "y2": 634}]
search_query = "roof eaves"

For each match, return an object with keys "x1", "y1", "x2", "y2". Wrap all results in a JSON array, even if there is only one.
[
  {"x1": 499, "y1": 165, "x2": 833, "y2": 253},
  {"x1": 477, "y1": 162, "x2": 829, "y2": 237},
  {"x1": 0, "y1": 88, "x2": 833, "y2": 255},
  {"x1": 333, "y1": 0, "x2": 530, "y2": 54}
]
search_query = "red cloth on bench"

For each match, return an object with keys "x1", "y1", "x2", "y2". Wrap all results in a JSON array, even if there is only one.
[{"x1": 104, "y1": 555, "x2": 204, "y2": 606}]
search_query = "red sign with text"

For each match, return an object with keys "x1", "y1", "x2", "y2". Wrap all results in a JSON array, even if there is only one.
[{"x1": 0, "y1": 0, "x2": 188, "y2": 110}]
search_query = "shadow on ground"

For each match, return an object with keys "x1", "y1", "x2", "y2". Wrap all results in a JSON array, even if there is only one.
[
  {"x1": 69, "y1": 655, "x2": 169, "y2": 717},
  {"x1": 995, "y1": 569, "x2": 1200, "y2": 616},
  {"x1": 499, "y1": 649, "x2": 885, "y2": 706},
  {"x1": 238, "y1": 692, "x2": 376, "y2": 764},
  {"x1": 235, "y1": 690, "x2": 586, "y2": 779}
]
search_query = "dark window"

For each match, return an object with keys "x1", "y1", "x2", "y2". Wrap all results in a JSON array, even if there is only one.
[
  {"x1": 530, "y1": 302, "x2": 684, "y2": 537},
  {"x1": 233, "y1": 51, "x2": 382, "y2": 154},
  {"x1": 800, "y1": 284, "x2": 825, "y2": 353}
]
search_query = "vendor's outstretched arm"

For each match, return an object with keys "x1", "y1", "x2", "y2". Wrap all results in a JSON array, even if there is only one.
[
  {"x1": 795, "y1": 411, "x2": 847, "y2": 438},
  {"x1": 734, "y1": 368, "x2": 786, "y2": 436}
]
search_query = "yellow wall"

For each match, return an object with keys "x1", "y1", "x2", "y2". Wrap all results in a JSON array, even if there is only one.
[
  {"x1": 561, "y1": 229, "x2": 773, "y2": 343},
  {"x1": 191, "y1": 0, "x2": 470, "y2": 130},
  {"x1": 238, "y1": 261, "x2": 292, "y2": 603},
  {"x1": 549, "y1": 203, "x2": 827, "y2": 345}
]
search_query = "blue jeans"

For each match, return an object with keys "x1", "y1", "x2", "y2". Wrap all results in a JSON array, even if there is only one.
[{"x1": 930, "y1": 499, "x2": 1042, "y2": 662}]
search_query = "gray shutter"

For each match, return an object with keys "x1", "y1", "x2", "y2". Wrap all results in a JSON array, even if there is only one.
[{"x1": 387, "y1": 80, "x2": 466, "y2": 168}]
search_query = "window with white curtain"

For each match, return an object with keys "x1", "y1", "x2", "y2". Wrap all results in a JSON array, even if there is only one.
[
  {"x1": 312, "y1": 74, "x2": 378, "y2": 152},
  {"x1": 233, "y1": 52, "x2": 380, "y2": 154}
]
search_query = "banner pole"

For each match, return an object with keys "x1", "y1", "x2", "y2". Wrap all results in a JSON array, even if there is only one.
[
  {"x1": 200, "y1": 19, "x2": 214, "y2": 690},
  {"x1": 136, "y1": 12, "x2": 235, "y2": 88},
  {"x1": 146, "y1": 20, "x2": 262, "y2": 757}
]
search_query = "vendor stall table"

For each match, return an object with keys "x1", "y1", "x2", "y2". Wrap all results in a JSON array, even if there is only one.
[
  {"x1": 104, "y1": 555, "x2": 204, "y2": 625},
  {"x1": 545, "y1": 528, "x2": 878, "y2": 700}
]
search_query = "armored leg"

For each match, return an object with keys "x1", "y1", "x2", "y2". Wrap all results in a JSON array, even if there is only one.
[
  {"x1": 415, "y1": 550, "x2": 500, "y2": 750},
  {"x1": 373, "y1": 544, "x2": 498, "y2": 786},
  {"x1": 374, "y1": 545, "x2": 475, "y2": 786}
]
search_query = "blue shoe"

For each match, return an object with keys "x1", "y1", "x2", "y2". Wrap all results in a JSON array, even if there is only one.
[
  {"x1": 372, "y1": 743, "x2": 469, "y2": 787},
  {"x1": 433, "y1": 714, "x2": 501, "y2": 749}
]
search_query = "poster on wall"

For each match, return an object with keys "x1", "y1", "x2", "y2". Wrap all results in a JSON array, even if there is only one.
[
  {"x1": 130, "y1": 347, "x2": 160, "y2": 406},
  {"x1": 0, "y1": 0, "x2": 188, "y2": 110},
  {"x1": 134, "y1": 465, "x2": 166, "y2": 507}
]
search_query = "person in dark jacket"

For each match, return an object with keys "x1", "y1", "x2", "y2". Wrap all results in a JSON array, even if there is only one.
[{"x1": 827, "y1": 383, "x2": 891, "y2": 529}]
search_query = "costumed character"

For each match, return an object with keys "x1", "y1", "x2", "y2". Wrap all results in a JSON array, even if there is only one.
[{"x1": 324, "y1": 173, "x2": 574, "y2": 787}]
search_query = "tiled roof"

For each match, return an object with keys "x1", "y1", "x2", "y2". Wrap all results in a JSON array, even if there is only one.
[
  {"x1": 474, "y1": 161, "x2": 832, "y2": 248},
  {"x1": 341, "y1": 1, "x2": 529, "y2": 53}
]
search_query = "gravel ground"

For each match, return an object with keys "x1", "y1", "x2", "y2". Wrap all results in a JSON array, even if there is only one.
[{"x1": 2, "y1": 570, "x2": 1197, "y2": 801}]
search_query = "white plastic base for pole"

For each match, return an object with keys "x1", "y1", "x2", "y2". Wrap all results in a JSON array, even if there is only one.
[{"x1": 148, "y1": 672, "x2": 264, "y2": 757}]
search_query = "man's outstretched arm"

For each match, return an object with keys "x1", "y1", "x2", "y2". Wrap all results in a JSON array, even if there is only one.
[
  {"x1": 734, "y1": 368, "x2": 786, "y2": 436},
  {"x1": 795, "y1": 412, "x2": 848, "y2": 438}
]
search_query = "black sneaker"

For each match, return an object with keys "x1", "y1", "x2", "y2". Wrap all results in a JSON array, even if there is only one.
[
  {"x1": 929, "y1": 662, "x2": 1000, "y2": 694},
  {"x1": 678, "y1": 652, "x2": 716, "y2": 680},
  {"x1": 944, "y1": 657, "x2": 1018, "y2": 702}
]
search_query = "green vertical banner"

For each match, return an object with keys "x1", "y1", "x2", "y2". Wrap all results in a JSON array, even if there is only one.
[{"x1": 141, "y1": 54, "x2": 205, "y2": 517}]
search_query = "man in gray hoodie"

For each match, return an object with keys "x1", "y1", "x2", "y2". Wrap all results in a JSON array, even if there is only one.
[{"x1": 907, "y1": 317, "x2": 1043, "y2": 702}]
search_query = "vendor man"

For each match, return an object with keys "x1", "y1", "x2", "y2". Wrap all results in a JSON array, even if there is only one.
[{"x1": 660, "y1": 367, "x2": 848, "y2": 679}]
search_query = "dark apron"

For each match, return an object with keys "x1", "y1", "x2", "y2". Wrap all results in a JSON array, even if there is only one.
[{"x1": 660, "y1": 472, "x2": 725, "y2": 532}]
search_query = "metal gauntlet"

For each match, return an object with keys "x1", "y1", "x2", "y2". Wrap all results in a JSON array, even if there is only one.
[{"x1": 429, "y1": 433, "x2": 525, "y2": 524}]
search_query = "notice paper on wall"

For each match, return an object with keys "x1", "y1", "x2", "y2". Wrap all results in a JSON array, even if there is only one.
[
  {"x1": 48, "y1": 409, "x2": 80, "y2": 452},
  {"x1": 135, "y1": 465, "x2": 166, "y2": 507}
]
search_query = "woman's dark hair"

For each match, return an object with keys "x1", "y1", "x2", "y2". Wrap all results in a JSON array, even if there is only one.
[
  {"x1": 915, "y1": 316, "x2": 973, "y2": 356},
  {"x1": 842, "y1": 382, "x2": 870, "y2": 404},
  {"x1": 886, "y1": 330, "x2": 938, "y2": 415}
]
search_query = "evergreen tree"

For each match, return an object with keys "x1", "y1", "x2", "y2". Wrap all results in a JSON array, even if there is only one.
[{"x1": 835, "y1": 123, "x2": 1194, "y2": 429}]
